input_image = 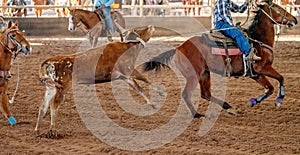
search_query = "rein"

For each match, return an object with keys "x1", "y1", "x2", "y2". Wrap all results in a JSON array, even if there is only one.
[
  {"x1": 251, "y1": 3, "x2": 289, "y2": 50},
  {"x1": 9, "y1": 57, "x2": 20, "y2": 104},
  {"x1": 247, "y1": 37, "x2": 274, "y2": 52},
  {"x1": 258, "y1": 3, "x2": 288, "y2": 26}
]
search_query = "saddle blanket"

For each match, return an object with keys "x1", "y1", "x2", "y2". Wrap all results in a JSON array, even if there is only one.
[{"x1": 212, "y1": 48, "x2": 242, "y2": 56}]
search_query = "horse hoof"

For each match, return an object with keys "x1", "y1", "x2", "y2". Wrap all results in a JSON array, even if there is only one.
[
  {"x1": 35, "y1": 131, "x2": 41, "y2": 138},
  {"x1": 275, "y1": 98, "x2": 283, "y2": 109},
  {"x1": 247, "y1": 98, "x2": 257, "y2": 107},
  {"x1": 150, "y1": 104, "x2": 157, "y2": 109},
  {"x1": 158, "y1": 91, "x2": 167, "y2": 97},
  {"x1": 226, "y1": 108, "x2": 237, "y2": 115},
  {"x1": 193, "y1": 113, "x2": 204, "y2": 118},
  {"x1": 8, "y1": 116, "x2": 17, "y2": 125}
]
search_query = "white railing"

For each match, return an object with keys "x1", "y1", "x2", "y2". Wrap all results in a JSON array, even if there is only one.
[{"x1": 0, "y1": 4, "x2": 299, "y2": 17}]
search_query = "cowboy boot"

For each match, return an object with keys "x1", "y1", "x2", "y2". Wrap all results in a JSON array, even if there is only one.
[{"x1": 246, "y1": 48, "x2": 261, "y2": 61}]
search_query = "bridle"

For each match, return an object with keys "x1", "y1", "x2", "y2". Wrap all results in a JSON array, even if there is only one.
[
  {"x1": 0, "y1": 27, "x2": 27, "y2": 104},
  {"x1": 257, "y1": 3, "x2": 288, "y2": 27},
  {"x1": 249, "y1": 2, "x2": 291, "y2": 48},
  {"x1": 0, "y1": 28, "x2": 25, "y2": 58}
]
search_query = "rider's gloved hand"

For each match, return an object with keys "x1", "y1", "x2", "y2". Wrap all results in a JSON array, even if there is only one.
[{"x1": 100, "y1": 4, "x2": 105, "y2": 8}]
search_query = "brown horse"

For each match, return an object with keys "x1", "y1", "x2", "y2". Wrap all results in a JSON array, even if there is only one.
[
  {"x1": 143, "y1": 1, "x2": 297, "y2": 117},
  {"x1": 68, "y1": 8, "x2": 126, "y2": 47},
  {"x1": 35, "y1": 25, "x2": 155, "y2": 138},
  {"x1": 0, "y1": 20, "x2": 31, "y2": 125},
  {"x1": 182, "y1": 0, "x2": 203, "y2": 16}
]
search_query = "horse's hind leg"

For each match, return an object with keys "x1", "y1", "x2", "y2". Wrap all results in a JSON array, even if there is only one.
[
  {"x1": 199, "y1": 70, "x2": 234, "y2": 114},
  {"x1": 35, "y1": 86, "x2": 57, "y2": 135},
  {"x1": 182, "y1": 77, "x2": 199, "y2": 117}
]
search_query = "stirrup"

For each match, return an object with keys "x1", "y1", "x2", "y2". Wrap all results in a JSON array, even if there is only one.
[
  {"x1": 242, "y1": 55, "x2": 258, "y2": 77},
  {"x1": 246, "y1": 48, "x2": 261, "y2": 61},
  {"x1": 242, "y1": 55, "x2": 248, "y2": 77}
]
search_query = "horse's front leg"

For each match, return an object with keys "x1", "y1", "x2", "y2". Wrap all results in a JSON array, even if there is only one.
[
  {"x1": 113, "y1": 71, "x2": 152, "y2": 106},
  {"x1": 248, "y1": 75, "x2": 274, "y2": 107},
  {"x1": 254, "y1": 65, "x2": 284, "y2": 108},
  {"x1": 262, "y1": 66, "x2": 285, "y2": 108},
  {"x1": 125, "y1": 77, "x2": 151, "y2": 105},
  {"x1": 131, "y1": 69, "x2": 166, "y2": 96},
  {"x1": 0, "y1": 82, "x2": 16, "y2": 125}
]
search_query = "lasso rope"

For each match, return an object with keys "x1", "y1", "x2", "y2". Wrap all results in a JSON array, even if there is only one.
[{"x1": 9, "y1": 57, "x2": 20, "y2": 104}]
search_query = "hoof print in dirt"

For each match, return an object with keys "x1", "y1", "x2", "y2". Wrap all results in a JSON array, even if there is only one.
[{"x1": 39, "y1": 130, "x2": 64, "y2": 139}]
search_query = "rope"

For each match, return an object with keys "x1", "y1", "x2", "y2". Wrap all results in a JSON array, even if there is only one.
[
  {"x1": 239, "y1": 0, "x2": 252, "y2": 27},
  {"x1": 9, "y1": 57, "x2": 20, "y2": 104},
  {"x1": 247, "y1": 37, "x2": 274, "y2": 52},
  {"x1": 254, "y1": 4, "x2": 289, "y2": 50}
]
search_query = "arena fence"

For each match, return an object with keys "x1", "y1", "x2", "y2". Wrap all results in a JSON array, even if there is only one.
[{"x1": 0, "y1": 3, "x2": 300, "y2": 17}]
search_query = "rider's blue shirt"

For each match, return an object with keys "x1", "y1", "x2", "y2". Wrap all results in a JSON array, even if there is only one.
[
  {"x1": 213, "y1": 0, "x2": 248, "y2": 26},
  {"x1": 94, "y1": 0, "x2": 115, "y2": 7}
]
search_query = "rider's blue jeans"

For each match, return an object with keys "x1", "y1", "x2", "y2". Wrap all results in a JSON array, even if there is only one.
[
  {"x1": 100, "y1": 7, "x2": 114, "y2": 33},
  {"x1": 215, "y1": 21, "x2": 251, "y2": 55}
]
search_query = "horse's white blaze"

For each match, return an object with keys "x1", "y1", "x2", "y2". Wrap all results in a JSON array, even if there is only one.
[{"x1": 68, "y1": 15, "x2": 75, "y2": 31}]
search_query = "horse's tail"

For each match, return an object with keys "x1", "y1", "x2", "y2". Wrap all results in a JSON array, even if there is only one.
[{"x1": 143, "y1": 49, "x2": 176, "y2": 72}]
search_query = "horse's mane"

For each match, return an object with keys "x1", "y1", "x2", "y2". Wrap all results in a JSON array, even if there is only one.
[
  {"x1": 75, "y1": 8, "x2": 94, "y2": 14},
  {"x1": 247, "y1": 5, "x2": 264, "y2": 32}
]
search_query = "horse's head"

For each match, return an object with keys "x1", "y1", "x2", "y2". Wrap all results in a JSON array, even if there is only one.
[
  {"x1": 68, "y1": 8, "x2": 79, "y2": 31},
  {"x1": 131, "y1": 25, "x2": 155, "y2": 43},
  {"x1": 257, "y1": 1, "x2": 297, "y2": 27},
  {"x1": 1, "y1": 20, "x2": 31, "y2": 55}
]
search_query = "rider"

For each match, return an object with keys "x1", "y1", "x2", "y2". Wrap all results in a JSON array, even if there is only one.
[
  {"x1": 213, "y1": 0, "x2": 261, "y2": 61},
  {"x1": 47, "y1": 0, "x2": 54, "y2": 5},
  {"x1": 7, "y1": 0, "x2": 26, "y2": 5},
  {"x1": 94, "y1": 0, "x2": 115, "y2": 41},
  {"x1": 7, "y1": 0, "x2": 27, "y2": 16},
  {"x1": 0, "y1": 16, "x2": 6, "y2": 30}
]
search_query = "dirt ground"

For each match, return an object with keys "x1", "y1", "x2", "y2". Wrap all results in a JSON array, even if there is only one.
[{"x1": 0, "y1": 36, "x2": 299, "y2": 155}]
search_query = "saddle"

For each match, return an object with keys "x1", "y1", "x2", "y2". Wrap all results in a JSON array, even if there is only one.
[
  {"x1": 203, "y1": 31, "x2": 238, "y2": 49},
  {"x1": 94, "y1": 10, "x2": 105, "y2": 24},
  {"x1": 203, "y1": 30, "x2": 256, "y2": 78}
]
